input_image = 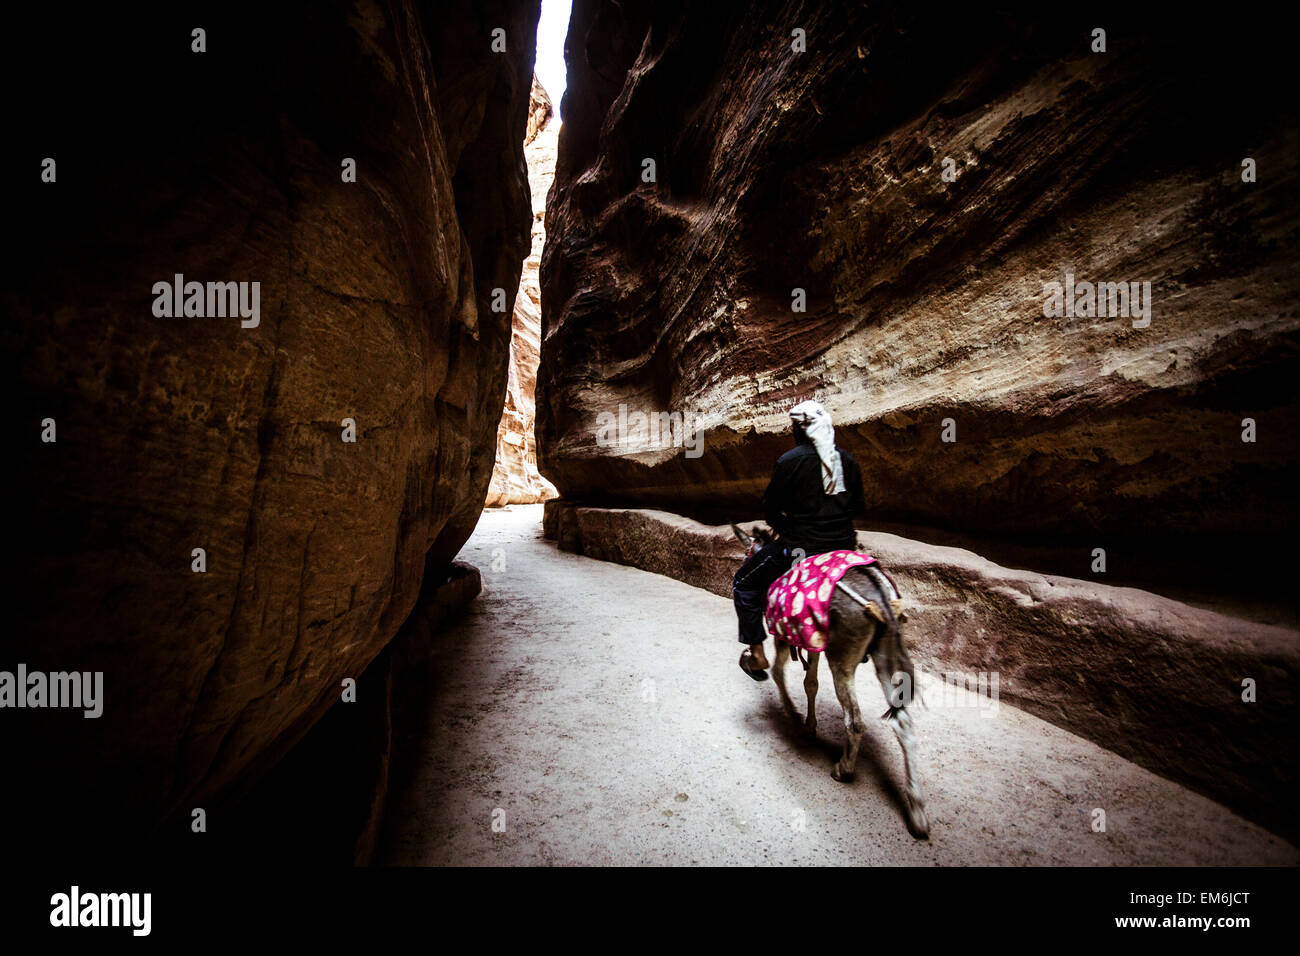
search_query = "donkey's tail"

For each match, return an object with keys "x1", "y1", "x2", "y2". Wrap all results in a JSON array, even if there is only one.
[
  {"x1": 866, "y1": 602, "x2": 919, "y2": 720},
  {"x1": 852, "y1": 565, "x2": 920, "y2": 717}
]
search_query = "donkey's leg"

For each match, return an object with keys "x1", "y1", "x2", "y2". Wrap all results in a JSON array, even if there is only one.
[
  {"x1": 828, "y1": 657, "x2": 866, "y2": 782},
  {"x1": 771, "y1": 641, "x2": 797, "y2": 719},
  {"x1": 874, "y1": 664, "x2": 930, "y2": 837},
  {"x1": 889, "y1": 708, "x2": 930, "y2": 838},
  {"x1": 802, "y1": 651, "x2": 820, "y2": 737}
]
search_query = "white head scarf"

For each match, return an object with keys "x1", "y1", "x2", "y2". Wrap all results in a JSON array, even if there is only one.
[{"x1": 789, "y1": 400, "x2": 845, "y2": 494}]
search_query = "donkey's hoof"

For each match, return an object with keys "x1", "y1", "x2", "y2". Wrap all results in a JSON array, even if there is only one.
[
  {"x1": 907, "y1": 806, "x2": 931, "y2": 839},
  {"x1": 831, "y1": 764, "x2": 854, "y2": 783}
]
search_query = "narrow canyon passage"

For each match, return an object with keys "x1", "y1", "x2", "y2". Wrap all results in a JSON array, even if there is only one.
[
  {"x1": 377, "y1": 507, "x2": 1294, "y2": 866},
  {"x1": 6, "y1": 0, "x2": 1296, "y2": 890}
]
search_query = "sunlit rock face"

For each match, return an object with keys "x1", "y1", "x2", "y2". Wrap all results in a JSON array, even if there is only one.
[
  {"x1": 5, "y1": 0, "x2": 539, "y2": 848},
  {"x1": 487, "y1": 77, "x2": 560, "y2": 507},
  {"x1": 539, "y1": 3, "x2": 1300, "y2": 564}
]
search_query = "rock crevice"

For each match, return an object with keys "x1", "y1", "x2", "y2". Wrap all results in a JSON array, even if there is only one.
[{"x1": 487, "y1": 76, "x2": 561, "y2": 507}]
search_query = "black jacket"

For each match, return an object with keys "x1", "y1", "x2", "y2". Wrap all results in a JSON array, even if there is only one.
[{"x1": 762, "y1": 442, "x2": 865, "y2": 554}]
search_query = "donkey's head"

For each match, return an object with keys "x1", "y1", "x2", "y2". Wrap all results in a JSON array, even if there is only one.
[{"x1": 730, "y1": 522, "x2": 774, "y2": 559}]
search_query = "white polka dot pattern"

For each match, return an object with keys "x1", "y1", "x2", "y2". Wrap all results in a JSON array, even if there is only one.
[{"x1": 762, "y1": 550, "x2": 878, "y2": 653}]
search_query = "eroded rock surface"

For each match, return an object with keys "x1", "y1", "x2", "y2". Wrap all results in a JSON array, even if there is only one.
[
  {"x1": 540, "y1": 5, "x2": 1300, "y2": 567},
  {"x1": 487, "y1": 77, "x2": 560, "y2": 506},
  {"x1": 6, "y1": 1, "x2": 539, "y2": 849}
]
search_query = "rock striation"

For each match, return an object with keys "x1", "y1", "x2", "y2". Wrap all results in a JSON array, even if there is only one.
[
  {"x1": 539, "y1": 4, "x2": 1300, "y2": 580},
  {"x1": 5, "y1": 1, "x2": 539, "y2": 850},
  {"x1": 487, "y1": 77, "x2": 561, "y2": 506},
  {"x1": 538, "y1": 3, "x2": 1300, "y2": 839}
]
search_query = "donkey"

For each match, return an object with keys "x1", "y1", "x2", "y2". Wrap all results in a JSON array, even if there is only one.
[{"x1": 731, "y1": 522, "x2": 930, "y2": 838}]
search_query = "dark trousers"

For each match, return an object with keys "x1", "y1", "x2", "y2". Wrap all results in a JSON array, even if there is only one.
[{"x1": 732, "y1": 540, "x2": 793, "y2": 645}]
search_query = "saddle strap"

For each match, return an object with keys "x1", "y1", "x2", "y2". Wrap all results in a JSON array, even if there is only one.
[{"x1": 876, "y1": 565, "x2": 902, "y2": 600}]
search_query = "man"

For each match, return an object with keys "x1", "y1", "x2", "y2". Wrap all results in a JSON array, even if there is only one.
[{"x1": 734, "y1": 400, "x2": 866, "y2": 680}]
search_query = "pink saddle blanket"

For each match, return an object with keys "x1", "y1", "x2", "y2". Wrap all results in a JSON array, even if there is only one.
[{"x1": 764, "y1": 550, "x2": 877, "y2": 652}]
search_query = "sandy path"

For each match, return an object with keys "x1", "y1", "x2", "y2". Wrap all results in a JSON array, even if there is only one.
[{"x1": 377, "y1": 506, "x2": 1296, "y2": 866}]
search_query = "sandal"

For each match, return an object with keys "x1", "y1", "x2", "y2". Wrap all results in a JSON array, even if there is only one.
[{"x1": 739, "y1": 648, "x2": 770, "y2": 682}]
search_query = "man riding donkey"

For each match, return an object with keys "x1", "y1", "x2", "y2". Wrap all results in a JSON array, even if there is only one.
[
  {"x1": 734, "y1": 400, "x2": 865, "y2": 681},
  {"x1": 731, "y1": 400, "x2": 929, "y2": 836}
]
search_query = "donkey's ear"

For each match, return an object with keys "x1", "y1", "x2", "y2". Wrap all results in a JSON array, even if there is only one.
[{"x1": 730, "y1": 522, "x2": 753, "y2": 548}]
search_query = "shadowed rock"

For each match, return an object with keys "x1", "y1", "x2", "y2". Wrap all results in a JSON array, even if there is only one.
[{"x1": 5, "y1": 0, "x2": 540, "y2": 851}]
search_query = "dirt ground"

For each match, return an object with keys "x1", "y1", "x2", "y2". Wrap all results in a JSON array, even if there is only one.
[{"x1": 376, "y1": 505, "x2": 1297, "y2": 866}]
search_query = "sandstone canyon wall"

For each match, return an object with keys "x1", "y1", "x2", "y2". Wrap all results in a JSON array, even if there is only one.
[
  {"x1": 5, "y1": 0, "x2": 539, "y2": 851},
  {"x1": 539, "y1": 3, "x2": 1300, "y2": 591},
  {"x1": 486, "y1": 77, "x2": 561, "y2": 507},
  {"x1": 538, "y1": 2, "x2": 1300, "y2": 836}
]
